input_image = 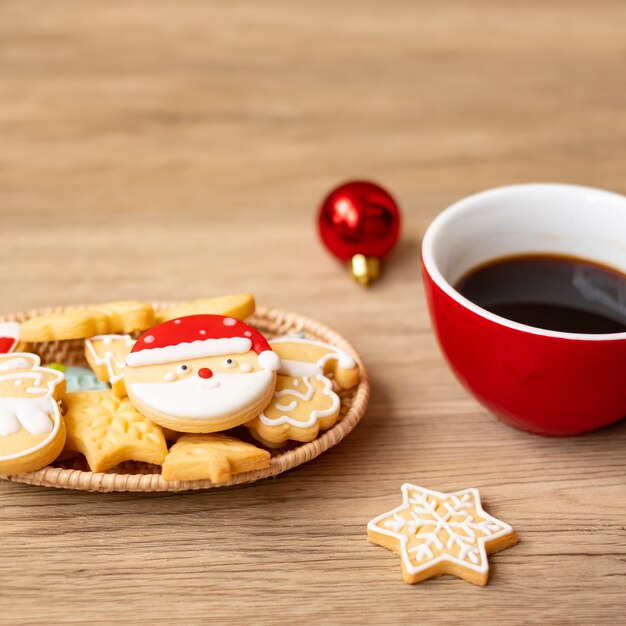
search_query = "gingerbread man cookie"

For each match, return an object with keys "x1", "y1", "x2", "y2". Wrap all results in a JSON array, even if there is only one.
[
  {"x1": 124, "y1": 315, "x2": 280, "y2": 433},
  {"x1": 245, "y1": 337, "x2": 359, "y2": 446},
  {"x1": 368, "y1": 484, "x2": 518, "y2": 585},
  {"x1": 0, "y1": 353, "x2": 66, "y2": 474}
]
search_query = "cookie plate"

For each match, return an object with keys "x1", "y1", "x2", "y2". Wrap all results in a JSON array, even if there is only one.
[{"x1": 0, "y1": 304, "x2": 369, "y2": 492}]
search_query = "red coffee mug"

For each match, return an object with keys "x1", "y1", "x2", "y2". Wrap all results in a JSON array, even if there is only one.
[{"x1": 421, "y1": 183, "x2": 626, "y2": 435}]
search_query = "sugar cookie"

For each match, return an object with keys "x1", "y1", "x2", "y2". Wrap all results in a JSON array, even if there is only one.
[
  {"x1": 367, "y1": 484, "x2": 518, "y2": 585},
  {"x1": 161, "y1": 433, "x2": 270, "y2": 483},
  {"x1": 85, "y1": 334, "x2": 135, "y2": 397},
  {"x1": 245, "y1": 338, "x2": 359, "y2": 445},
  {"x1": 0, "y1": 353, "x2": 66, "y2": 474},
  {"x1": 63, "y1": 390, "x2": 167, "y2": 472},
  {"x1": 125, "y1": 315, "x2": 280, "y2": 433},
  {"x1": 20, "y1": 301, "x2": 154, "y2": 342},
  {"x1": 155, "y1": 294, "x2": 255, "y2": 324}
]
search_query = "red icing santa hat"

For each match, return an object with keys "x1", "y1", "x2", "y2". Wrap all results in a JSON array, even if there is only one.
[{"x1": 126, "y1": 314, "x2": 280, "y2": 371}]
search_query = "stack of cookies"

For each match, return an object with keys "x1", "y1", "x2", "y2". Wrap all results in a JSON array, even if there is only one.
[{"x1": 0, "y1": 295, "x2": 360, "y2": 484}]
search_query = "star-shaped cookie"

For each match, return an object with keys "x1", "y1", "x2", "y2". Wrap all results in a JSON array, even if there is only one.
[
  {"x1": 63, "y1": 390, "x2": 167, "y2": 472},
  {"x1": 367, "y1": 484, "x2": 517, "y2": 585}
]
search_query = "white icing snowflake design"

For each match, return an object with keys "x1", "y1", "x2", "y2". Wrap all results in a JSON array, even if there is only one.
[{"x1": 368, "y1": 484, "x2": 513, "y2": 575}]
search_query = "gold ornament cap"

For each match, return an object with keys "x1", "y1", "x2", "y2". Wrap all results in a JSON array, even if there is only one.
[{"x1": 350, "y1": 254, "x2": 381, "y2": 287}]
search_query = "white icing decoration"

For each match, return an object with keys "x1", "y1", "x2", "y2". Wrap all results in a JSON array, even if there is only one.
[
  {"x1": 257, "y1": 350, "x2": 280, "y2": 372},
  {"x1": 26, "y1": 387, "x2": 47, "y2": 394},
  {"x1": 270, "y1": 337, "x2": 357, "y2": 372},
  {"x1": 259, "y1": 375, "x2": 340, "y2": 428},
  {"x1": 244, "y1": 331, "x2": 252, "y2": 337},
  {"x1": 126, "y1": 337, "x2": 252, "y2": 367},
  {"x1": 278, "y1": 359, "x2": 320, "y2": 378},
  {"x1": 199, "y1": 330, "x2": 207, "y2": 335},
  {"x1": 367, "y1": 485, "x2": 514, "y2": 576},
  {"x1": 0, "y1": 410, "x2": 20, "y2": 437},
  {"x1": 174, "y1": 319, "x2": 182, "y2": 324},
  {"x1": 0, "y1": 396, "x2": 54, "y2": 434},
  {"x1": 274, "y1": 400, "x2": 298, "y2": 412},
  {"x1": 144, "y1": 335, "x2": 155, "y2": 344},
  {"x1": 164, "y1": 372, "x2": 176, "y2": 382},
  {"x1": 85, "y1": 334, "x2": 135, "y2": 384},
  {"x1": 239, "y1": 363, "x2": 252, "y2": 373},
  {"x1": 14, "y1": 380, "x2": 22, "y2": 387},
  {"x1": 293, "y1": 380, "x2": 299, "y2": 387},
  {"x1": 0, "y1": 357, "x2": 31, "y2": 371},
  {"x1": 128, "y1": 369, "x2": 274, "y2": 420},
  {"x1": 223, "y1": 317, "x2": 237, "y2": 326},
  {"x1": 34, "y1": 378, "x2": 42, "y2": 386}
]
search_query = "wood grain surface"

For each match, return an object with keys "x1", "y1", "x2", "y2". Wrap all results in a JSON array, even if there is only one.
[{"x1": 1, "y1": 1, "x2": 625, "y2": 624}]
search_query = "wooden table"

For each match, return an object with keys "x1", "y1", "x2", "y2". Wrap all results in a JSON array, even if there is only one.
[{"x1": 1, "y1": 1, "x2": 625, "y2": 624}]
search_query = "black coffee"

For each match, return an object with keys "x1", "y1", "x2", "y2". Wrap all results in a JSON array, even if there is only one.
[{"x1": 455, "y1": 254, "x2": 626, "y2": 334}]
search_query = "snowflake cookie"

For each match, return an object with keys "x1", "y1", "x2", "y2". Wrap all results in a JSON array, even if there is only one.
[{"x1": 367, "y1": 484, "x2": 517, "y2": 585}]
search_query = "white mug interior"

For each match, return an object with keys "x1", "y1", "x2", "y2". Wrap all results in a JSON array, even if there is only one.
[{"x1": 422, "y1": 183, "x2": 626, "y2": 340}]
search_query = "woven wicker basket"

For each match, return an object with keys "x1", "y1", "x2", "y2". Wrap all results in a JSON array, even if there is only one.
[{"x1": 0, "y1": 304, "x2": 369, "y2": 492}]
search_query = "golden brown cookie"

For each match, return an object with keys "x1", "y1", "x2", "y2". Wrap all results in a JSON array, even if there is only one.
[
  {"x1": 20, "y1": 301, "x2": 154, "y2": 342},
  {"x1": 367, "y1": 484, "x2": 518, "y2": 585},
  {"x1": 0, "y1": 353, "x2": 66, "y2": 474},
  {"x1": 161, "y1": 433, "x2": 270, "y2": 483},
  {"x1": 245, "y1": 337, "x2": 359, "y2": 445},
  {"x1": 63, "y1": 390, "x2": 167, "y2": 472},
  {"x1": 155, "y1": 294, "x2": 255, "y2": 324},
  {"x1": 85, "y1": 334, "x2": 135, "y2": 397}
]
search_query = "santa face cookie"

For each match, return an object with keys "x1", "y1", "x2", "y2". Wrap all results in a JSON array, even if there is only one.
[
  {"x1": 124, "y1": 315, "x2": 280, "y2": 433},
  {"x1": 0, "y1": 353, "x2": 66, "y2": 474},
  {"x1": 245, "y1": 337, "x2": 359, "y2": 446}
]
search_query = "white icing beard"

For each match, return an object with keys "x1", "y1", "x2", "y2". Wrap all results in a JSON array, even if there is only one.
[
  {"x1": 129, "y1": 369, "x2": 274, "y2": 420},
  {"x1": 0, "y1": 396, "x2": 55, "y2": 437}
]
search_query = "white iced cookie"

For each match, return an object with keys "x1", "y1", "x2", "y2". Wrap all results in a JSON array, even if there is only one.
[
  {"x1": 124, "y1": 315, "x2": 280, "y2": 433},
  {"x1": 245, "y1": 337, "x2": 359, "y2": 446},
  {"x1": 0, "y1": 353, "x2": 66, "y2": 474}
]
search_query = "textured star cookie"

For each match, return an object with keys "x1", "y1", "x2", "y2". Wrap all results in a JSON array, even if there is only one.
[
  {"x1": 20, "y1": 301, "x2": 154, "y2": 342},
  {"x1": 0, "y1": 353, "x2": 66, "y2": 474},
  {"x1": 367, "y1": 484, "x2": 517, "y2": 586},
  {"x1": 155, "y1": 294, "x2": 255, "y2": 324},
  {"x1": 161, "y1": 433, "x2": 271, "y2": 483},
  {"x1": 245, "y1": 337, "x2": 359, "y2": 446},
  {"x1": 63, "y1": 390, "x2": 167, "y2": 472},
  {"x1": 85, "y1": 334, "x2": 135, "y2": 397}
]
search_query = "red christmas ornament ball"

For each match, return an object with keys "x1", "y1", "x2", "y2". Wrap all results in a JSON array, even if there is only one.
[{"x1": 317, "y1": 181, "x2": 401, "y2": 262}]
